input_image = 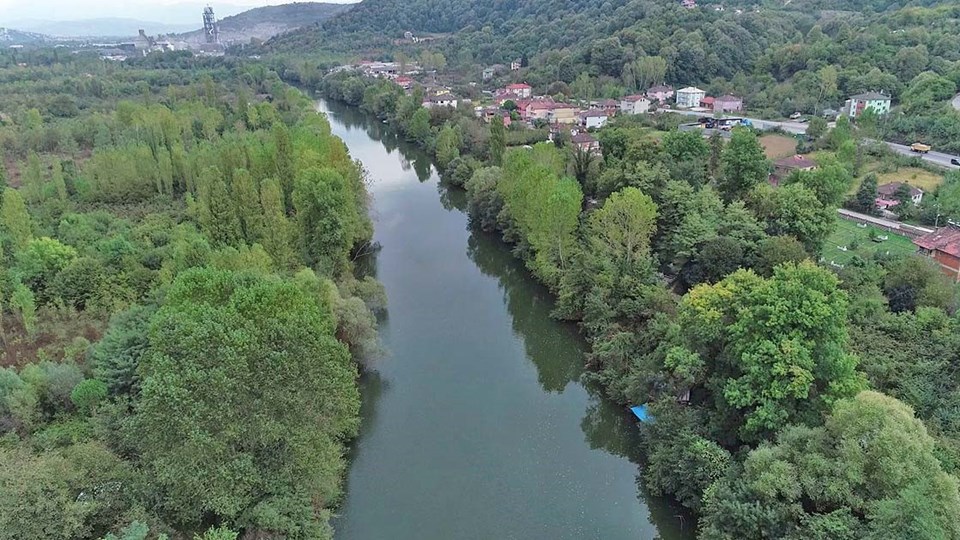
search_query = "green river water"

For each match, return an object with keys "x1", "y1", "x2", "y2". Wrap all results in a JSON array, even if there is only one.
[{"x1": 318, "y1": 99, "x2": 694, "y2": 540}]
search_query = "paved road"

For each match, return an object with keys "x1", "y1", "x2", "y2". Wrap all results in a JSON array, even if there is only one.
[
  {"x1": 665, "y1": 108, "x2": 960, "y2": 171},
  {"x1": 884, "y1": 141, "x2": 960, "y2": 170},
  {"x1": 952, "y1": 93, "x2": 960, "y2": 111}
]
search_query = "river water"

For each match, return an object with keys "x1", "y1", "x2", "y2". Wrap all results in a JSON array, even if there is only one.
[{"x1": 318, "y1": 100, "x2": 692, "y2": 540}]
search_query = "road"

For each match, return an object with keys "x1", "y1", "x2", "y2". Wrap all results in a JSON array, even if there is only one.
[{"x1": 664, "y1": 108, "x2": 960, "y2": 171}]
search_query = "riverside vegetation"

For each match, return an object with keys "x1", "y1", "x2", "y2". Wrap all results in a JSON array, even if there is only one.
[
  {"x1": 0, "y1": 50, "x2": 384, "y2": 539},
  {"x1": 318, "y1": 70, "x2": 960, "y2": 538}
]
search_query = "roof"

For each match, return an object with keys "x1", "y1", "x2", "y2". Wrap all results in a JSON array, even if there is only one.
[
  {"x1": 775, "y1": 154, "x2": 817, "y2": 169},
  {"x1": 877, "y1": 182, "x2": 923, "y2": 198},
  {"x1": 571, "y1": 132, "x2": 598, "y2": 144},
  {"x1": 583, "y1": 110, "x2": 608, "y2": 117},
  {"x1": 599, "y1": 99, "x2": 618, "y2": 107},
  {"x1": 622, "y1": 94, "x2": 648, "y2": 102},
  {"x1": 648, "y1": 84, "x2": 673, "y2": 93},
  {"x1": 527, "y1": 100, "x2": 556, "y2": 111},
  {"x1": 677, "y1": 86, "x2": 705, "y2": 94},
  {"x1": 700, "y1": 96, "x2": 716, "y2": 105},
  {"x1": 716, "y1": 94, "x2": 742, "y2": 102},
  {"x1": 913, "y1": 225, "x2": 960, "y2": 258},
  {"x1": 506, "y1": 83, "x2": 532, "y2": 89},
  {"x1": 851, "y1": 91, "x2": 891, "y2": 101}
]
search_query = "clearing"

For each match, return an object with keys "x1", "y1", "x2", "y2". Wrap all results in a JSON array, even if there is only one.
[
  {"x1": 760, "y1": 134, "x2": 798, "y2": 159},
  {"x1": 824, "y1": 218, "x2": 917, "y2": 266}
]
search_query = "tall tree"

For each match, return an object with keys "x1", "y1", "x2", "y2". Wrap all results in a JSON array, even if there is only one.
[
  {"x1": 718, "y1": 128, "x2": 768, "y2": 203},
  {"x1": 259, "y1": 177, "x2": 297, "y2": 268},
  {"x1": 489, "y1": 116, "x2": 506, "y2": 166},
  {"x1": 231, "y1": 168, "x2": 262, "y2": 244},
  {"x1": 198, "y1": 167, "x2": 242, "y2": 247},
  {"x1": 1, "y1": 189, "x2": 32, "y2": 249}
]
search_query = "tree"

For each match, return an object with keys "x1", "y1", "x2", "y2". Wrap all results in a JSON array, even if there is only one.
[
  {"x1": 198, "y1": 167, "x2": 242, "y2": 247},
  {"x1": 1, "y1": 188, "x2": 32, "y2": 249},
  {"x1": 489, "y1": 115, "x2": 506, "y2": 166},
  {"x1": 406, "y1": 107, "x2": 432, "y2": 145},
  {"x1": 853, "y1": 173, "x2": 879, "y2": 215},
  {"x1": 10, "y1": 283, "x2": 36, "y2": 336},
  {"x1": 91, "y1": 305, "x2": 155, "y2": 397},
  {"x1": 435, "y1": 123, "x2": 461, "y2": 171},
  {"x1": 231, "y1": 168, "x2": 262, "y2": 244},
  {"x1": 806, "y1": 116, "x2": 828, "y2": 140},
  {"x1": 14, "y1": 237, "x2": 78, "y2": 305},
  {"x1": 883, "y1": 256, "x2": 955, "y2": 313},
  {"x1": 587, "y1": 187, "x2": 658, "y2": 271},
  {"x1": 675, "y1": 262, "x2": 863, "y2": 442},
  {"x1": 293, "y1": 167, "x2": 359, "y2": 275},
  {"x1": 50, "y1": 161, "x2": 67, "y2": 203},
  {"x1": 700, "y1": 392, "x2": 960, "y2": 539},
  {"x1": 70, "y1": 379, "x2": 107, "y2": 415},
  {"x1": 259, "y1": 177, "x2": 297, "y2": 268},
  {"x1": 719, "y1": 128, "x2": 768, "y2": 203},
  {"x1": 22, "y1": 153, "x2": 43, "y2": 203},
  {"x1": 753, "y1": 183, "x2": 835, "y2": 253},
  {"x1": 272, "y1": 123, "x2": 295, "y2": 212},
  {"x1": 133, "y1": 269, "x2": 360, "y2": 536},
  {"x1": 787, "y1": 154, "x2": 852, "y2": 208}
]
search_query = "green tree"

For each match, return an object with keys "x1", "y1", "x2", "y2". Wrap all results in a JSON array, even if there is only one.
[
  {"x1": 435, "y1": 123, "x2": 462, "y2": 171},
  {"x1": 676, "y1": 262, "x2": 863, "y2": 442},
  {"x1": 1, "y1": 188, "x2": 32, "y2": 249},
  {"x1": 70, "y1": 379, "x2": 107, "y2": 415},
  {"x1": 806, "y1": 116, "x2": 828, "y2": 140},
  {"x1": 133, "y1": 269, "x2": 359, "y2": 536},
  {"x1": 407, "y1": 108, "x2": 432, "y2": 146},
  {"x1": 231, "y1": 168, "x2": 262, "y2": 244},
  {"x1": 753, "y1": 183, "x2": 835, "y2": 253},
  {"x1": 10, "y1": 283, "x2": 36, "y2": 336},
  {"x1": 719, "y1": 128, "x2": 768, "y2": 203},
  {"x1": 586, "y1": 186, "x2": 658, "y2": 271},
  {"x1": 489, "y1": 116, "x2": 506, "y2": 166},
  {"x1": 198, "y1": 167, "x2": 242, "y2": 247},
  {"x1": 14, "y1": 237, "x2": 77, "y2": 305},
  {"x1": 854, "y1": 173, "x2": 879, "y2": 215},
  {"x1": 259, "y1": 177, "x2": 297, "y2": 268},
  {"x1": 700, "y1": 392, "x2": 960, "y2": 539},
  {"x1": 293, "y1": 167, "x2": 358, "y2": 275}
]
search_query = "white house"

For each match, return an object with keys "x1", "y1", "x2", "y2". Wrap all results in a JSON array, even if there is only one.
[
  {"x1": 620, "y1": 94, "x2": 651, "y2": 115},
  {"x1": 676, "y1": 86, "x2": 706, "y2": 109},
  {"x1": 847, "y1": 92, "x2": 892, "y2": 118},
  {"x1": 582, "y1": 110, "x2": 609, "y2": 129},
  {"x1": 423, "y1": 95, "x2": 458, "y2": 109}
]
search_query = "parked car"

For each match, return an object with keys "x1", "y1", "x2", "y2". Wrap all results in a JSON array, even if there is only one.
[
  {"x1": 789, "y1": 112, "x2": 802, "y2": 120},
  {"x1": 951, "y1": 158, "x2": 960, "y2": 166}
]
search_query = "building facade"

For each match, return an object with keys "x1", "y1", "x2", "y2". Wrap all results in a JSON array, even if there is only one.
[{"x1": 676, "y1": 87, "x2": 706, "y2": 108}]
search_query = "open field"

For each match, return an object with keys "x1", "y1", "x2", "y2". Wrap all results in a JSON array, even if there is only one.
[
  {"x1": 874, "y1": 167, "x2": 944, "y2": 192},
  {"x1": 824, "y1": 218, "x2": 917, "y2": 266},
  {"x1": 760, "y1": 134, "x2": 798, "y2": 159}
]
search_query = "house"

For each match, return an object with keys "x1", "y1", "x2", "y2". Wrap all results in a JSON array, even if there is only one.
[
  {"x1": 913, "y1": 225, "x2": 960, "y2": 282},
  {"x1": 676, "y1": 87, "x2": 706, "y2": 109},
  {"x1": 847, "y1": 92, "x2": 892, "y2": 118},
  {"x1": 700, "y1": 96, "x2": 715, "y2": 109},
  {"x1": 394, "y1": 76, "x2": 414, "y2": 90},
  {"x1": 511, "y1": 59, "x2": 522, "y2": 71},
  {"x1": 597, "y1": 99, "x2": 619, "y2": 116},
  {"x1": 524, "y1": 100, "x2": 556, "y2": 121},
  {"x1": 482, "y1": 67, "x2": 495, "y2": 81},
  {"x1": 505, "y1": 83, "x2": 533, "y2": 99},
  {"x1": 572, "y1": 132, "x2": 601, "y2": 154},
  {"x1": 714, "y1": 94, "x2": 743, "y2": 113},
  {"x1": 771, "y1": 154, "x2": 817, "y2": 185},
  {"x1": 877, "y1": 182, "x2": 923, "y2": 206},
  {"x1": 680, "y1": 0, "x2": 697, "y2": 7},
  {"x1": 647, "y1": 84, "x2": 674, "y2": 103},
  {"x1": 582, "y1": 110, "x2": 609, "y2": 129},
  {"x1": 423, "y1": 95, "x2": 458, "y2": 108},
  {"x1": 548, "y1": 104, "x2": 580, "y2": 124},
  {"x1": 620, "y1": 94, "x2": 651, "y2": 115}
]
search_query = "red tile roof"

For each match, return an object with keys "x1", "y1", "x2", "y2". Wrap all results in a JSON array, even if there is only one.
[
  {"x1": 506, "y1": 83, "x2": 532, "y2": 90},
  {"x1": 700, "y1": 96, "x2": 716, "y2": 105},
  {"x1": 914, "y1": 225, "x2": 960, "y2": 258},
  {"x1": 622, "y1": 94, "x2": 647, "y2": 102},
  {"x1": 572, "y1": 132, "x2": 598, "y2": 144}
]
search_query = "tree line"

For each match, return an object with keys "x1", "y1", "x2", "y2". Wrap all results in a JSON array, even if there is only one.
[{"x1": 0, "y1": 53, "x2": 384, "y2": 539}]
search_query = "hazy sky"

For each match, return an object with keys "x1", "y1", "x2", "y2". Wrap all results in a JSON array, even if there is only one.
[{"x1": 1, "y1": 0, "x2": 359, "y2": 23}]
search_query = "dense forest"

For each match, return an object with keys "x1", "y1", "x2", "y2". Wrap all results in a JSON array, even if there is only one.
[
  {"x1": 318, "y1": 68, "x2": 960, "y2": 537},
  {"x1": 0, "y1": 49, "x2": 383, "y2": 539},
  {"x1": 265, "y1": 0, "x2": 960, "y2": 152}
]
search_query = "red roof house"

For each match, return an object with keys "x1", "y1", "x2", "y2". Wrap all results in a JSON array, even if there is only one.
[
  {"x1": 700, "y1": 96, "x2": 715, "y2": 108},
  {"x1": 505, "y1": 83, "x2": 532, "y2": 98},
  {"x1": 913, "y1": 225, "x2": 960, "y2": 281}
]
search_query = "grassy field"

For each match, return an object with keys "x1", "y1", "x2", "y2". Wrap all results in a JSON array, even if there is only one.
[
  {"x1": 760, "y1": 134, "x2": 798, "y2": 159},
  {"x1": 823, "y1": 218, "x2": 918, "y2": 266}
]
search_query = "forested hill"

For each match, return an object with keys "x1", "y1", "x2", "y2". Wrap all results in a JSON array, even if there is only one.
[{"x1": 178, "y1": 2, "x2": 354, "y2": 44}]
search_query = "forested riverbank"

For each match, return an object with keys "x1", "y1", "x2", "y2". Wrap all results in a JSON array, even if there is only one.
[
  {"x1": 316, "y1": 72, "x2": 960, "y2": 538},
  {"x1": 0, "y1": 50, "x2": 383, "y2": 539}
]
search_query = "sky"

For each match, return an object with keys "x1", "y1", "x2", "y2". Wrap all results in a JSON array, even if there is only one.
[{"x1": 1, "y1": 0, "x2": 359, "y2": 23}]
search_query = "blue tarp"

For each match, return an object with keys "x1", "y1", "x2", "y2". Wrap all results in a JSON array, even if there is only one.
[{"x1": 630, "y1": 405, "x2": 652, "y2": 423}]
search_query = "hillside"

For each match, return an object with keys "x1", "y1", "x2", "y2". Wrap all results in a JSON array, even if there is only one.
[
  {"x1": 0, "y1": 27, "x2": 48, "y2": 45},
  {"x1": 178, "y1": 2, "x2": 354, "y2": 45}
]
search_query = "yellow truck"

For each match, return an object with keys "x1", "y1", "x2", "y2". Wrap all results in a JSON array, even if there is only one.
[{"x1": 911, "y1": 142, "x2": 931, "y2": 154}]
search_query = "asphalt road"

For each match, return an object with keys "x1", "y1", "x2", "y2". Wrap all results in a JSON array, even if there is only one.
[{"x1": 664, "y1": 108, "x2": 960, "y2": 171}]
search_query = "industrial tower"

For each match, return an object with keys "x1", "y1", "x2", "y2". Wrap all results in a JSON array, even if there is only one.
[{"x1": 202, "y1": 5, "x2": 220, "y2": 44}]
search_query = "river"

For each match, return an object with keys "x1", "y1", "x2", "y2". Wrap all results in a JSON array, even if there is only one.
[{"x1": 318, "y1": 99, "x2": 693, "y2": 540}]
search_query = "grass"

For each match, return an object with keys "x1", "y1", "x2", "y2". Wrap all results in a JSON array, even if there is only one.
[
  {"x1": 823, "y1": 218, "x2": 917, "y2": 266},
  {"x1": 759, "y1": 134, "x2": 798, "y2": 159}
]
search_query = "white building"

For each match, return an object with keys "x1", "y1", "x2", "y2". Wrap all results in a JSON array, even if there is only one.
[
  {"x1": 582, "y1": 110, "x2": 609, "y2": 129},
  {"x1": 620, "y1": 95, "x2": 651, "y2": 115},
  {"x1": 676, "y1": 86, "x2": 706, "y2": 109}
]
